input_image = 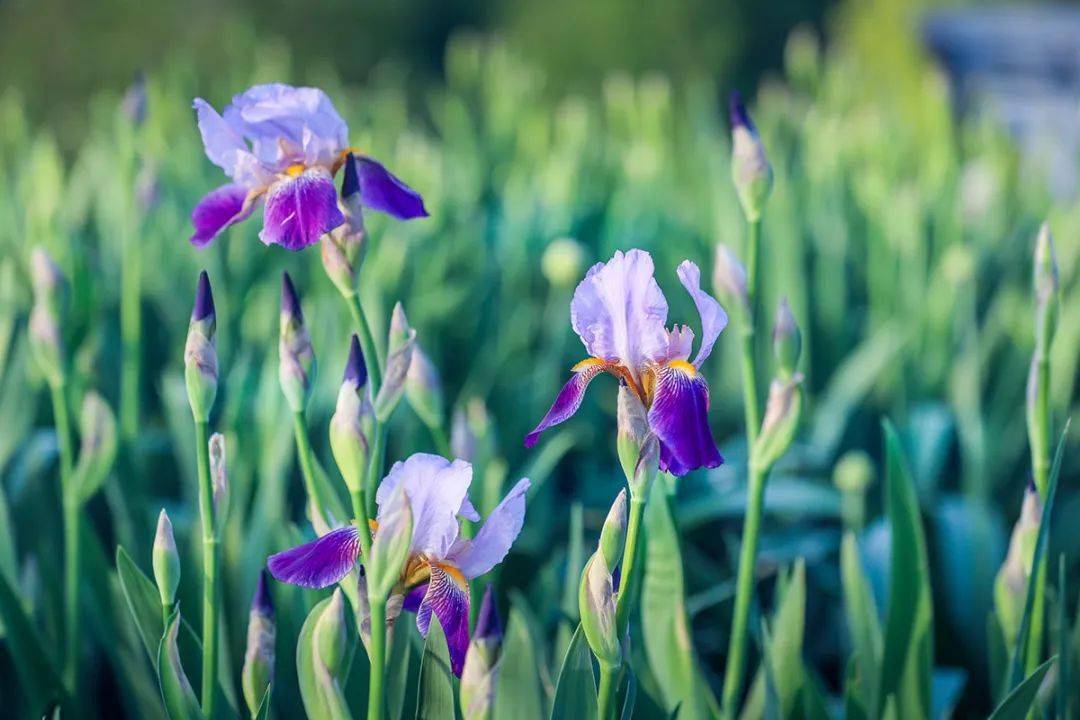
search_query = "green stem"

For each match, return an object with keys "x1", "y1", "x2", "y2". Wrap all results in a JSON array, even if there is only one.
[
  {"x1": 1025, "y1": 351, "x2": 1051, "y2": 679},
  {"x1": 367, "y1": 599, "x2": 387, "y2": 720},
  {"x1": 194, "y1": 420, "x2": 219, "y2": 718},
  {"x1": 597, "y1": 662, "x2": 619, "y2": 720},
  {"x1": 721, "y1": 463, "x2": 767, "y2": 718},
  {"x1": 120, "y1": 230, "x2": 141, "y2": 447},
  {"x1": 350, "y1": 488, "x2": 372, "y2": 561},
  {"x1": 740, "y1": 218, "x2": 762, "y2": 448},
  {"x1": 615, "y1": 497, "x2": 646, "y2": 634},
  {"x1": 428, "y1": 422, "x2": 451, "y2": 458},
  {"x1": 51, "y1": 381, "x2": 79, "y2": 693},
  {"x1": 292, "y1": 411, "x2": 327, "y2": 525}
]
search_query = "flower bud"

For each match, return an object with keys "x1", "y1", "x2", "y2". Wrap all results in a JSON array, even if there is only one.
[
  {"x1": 406, "y1": 344, "x2": 444, "y2": 429},
  {"x1": 598, "y1": 490, "x2": 627, "y2": 571},
  {"x1": 121, "y1": 71, "x2": 148, "y2": 126},
  {"x1": 153, "y1": 509, "x2": 180, "y2": 607},
  {"x1": 753, "y1": 374, "x2": 804, "y2": 471},
  {"x1": 330, "y1": 336, "x2": 371, "y2": 493},
  {"x1": 373, "y1": 303, "x2": 416, "y2": 423},
  {"x1": 242, "y1": 571, "x2": 276, "y2": 718},
  {"x1": 461, "y1": 586, "x2": 502, "y2": 720},
  {"x1": 366, "y1": 485, "x2": 413, "y2": 601},
  {"x1": 279, "y1": 272, "x2": 317, "y2": 413},
  {"x1": 541, "y1": 237, "x2": 585, "y2": 289},
  {"x1": 772, "y1": 298, "x2": 801, "y2": 378},
  {"x1": 209, "y1": 432, "x2": 228, "y2": 533},
  {"x1": 994, "y1": 481, "x2": 1042, "y2": 646},
  {"x1": 135, "y1": 161, "x2": 160, "y2": 215},
  {"x1": 314, "y1": 588, "x2": 349, "y2": 675},
  {"x1": 184, "y1": 271, "x2": 217, "y2": 422},
  {"x1": 1033, "y1": 222, "x2": 1058, "y2": 357},
  {"x1": 578, "y1": 551, "x2": 620, "y2": 667},
  {"x1": 712, "y1": 244, "x2": 749, "y2": 314},
  {"x1": 451, "y1": 399, "x2": 492, "y2": 463},
  {"x1": 322, "y1": 154, "x2": 367, "y2": 297},
  {"x1": 28, "y1": 247, "x2": 67, "y2": 385},
  {"x1": 74, "y1": 391, "x2": 118, "y2": 502},
  {"x1": 833, "y1": 451, "x2": 874, "y2": 531},
  {"x1": 729, "y1": 91, "x2": 773, "y2": 222},
  {"x1": 629, "y1": 434, "x2": 660, "y2": 500},
  {"x1": 616, "y1": 385, "x2": 649, "y2": 483}
]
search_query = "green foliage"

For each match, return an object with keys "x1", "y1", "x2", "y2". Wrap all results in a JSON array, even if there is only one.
[
  {"x1": 550, "y1": 625, "x2": 598, "y2": 720},
  {"x1": 415, "y1": 615, "x2": 456, "y2": 720}
]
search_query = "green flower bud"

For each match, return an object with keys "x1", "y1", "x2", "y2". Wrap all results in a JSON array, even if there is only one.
[
  {"x1": 74, "y1": 391, "x2": 118, "y2": 503},
  {"x1": 461, "y1": 587, "x2": 502, "y2": 720},
  {"x1": 1033, "y1": 222, "x2": 1058, "y2": 357},
  {"x1": 279, "y1": 272, "x2": 317, "y2": 413},
  {"x1": 153, "y1": 509, "x2": 180, "y2": 607},
  {"x1": 184, "y1": 271, "x2": 217, "y2": 423},
  {"x1": 366, "y1": 485, "x2": 413, "y2": 601},
  {"x1": 578, "y1": 551, "x2": 620, "y2": 667},
  {"x1": 330, "y1": 336, "x2": 371, "y2": 494},
  {"x1": 373, "y1": 303, "x2": 416, "y2": 423},
  {"x1": 406, "y1": 344, "x2": 444, "y2": 429},
  {"x1": 772, "y1": 298, "x2": 801, "y2": 378},
  {"x1": 753, "y1": 374, "x2": 804, "y2": 471},
  {"x1": 209, "y1": 433, "x2": 228, "y2": 534},
  {"x1": 712, "y1": 244, "x2": 749, "y2": 314},
  {"x1": 314, "y1": 588, "x2": 349, "y2": 675},
  {"x1": 616, "y1": 386, "x2": 649, "y2": 484},
  {"x1": 729, "y1": 92, "x2": 773, "y2": 222},
  {"x1": 27, "y1": 247, "x2": 67, "y2": 385},
  {"x1": 541, "y1": 237, "x2": 585, "y2": 289},
  {"x1": 994, "y1": 482, "x2": 1042, "y2": 647},
  {"x1": 322, "y1": 155, "x2": 368, "y2": 297},
  {"x1": 598, "y1": 489, "x2": 627, "y2": 571},
  {"x1": 629, "y1": 434, "x2": 660, "y2": 500},
  {"x1": 242, "y1": 572, "x2": 276, "y2": 718},
  {"x1": 833, "y1": 450, "x2": 874, "y2": 531}
]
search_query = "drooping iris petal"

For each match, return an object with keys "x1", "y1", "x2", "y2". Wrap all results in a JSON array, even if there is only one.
[
  {"x1": 351, "y1": 156, "x2": 428, "y2": 219},
  {"x1": 570, "y1": 249, "x2": 670, "y2": 374},
  {"x1": 190, "y1": 184, "x2": 255, "y2": 247},
  {"x1": 675, "y1": 261, "x2": 727, "y2": 367},
  {"x1": 266, "y1": 525, "x2": 362, "y2": 589},
  {"x1": 376, "y1": 454, "x2": 472, "y2": 559},
  {"x1": 416, "y1": 564, "x2": 471, "y2": 676},
  {"x1": 402, "y1": 583, "x2": 428, "y2": 613},
  {"x1": 647, "y1": 362, "x2": 723, "y2": 476},
  {"x1": 524, "y1": 359, "x2": 607, "y2": 448},
  {"x1": 259, "y1": 169, "x2": 345, "y2": 251},
  {"x1": 451, "y1": 478, "x2": 531, "y2": 579}
]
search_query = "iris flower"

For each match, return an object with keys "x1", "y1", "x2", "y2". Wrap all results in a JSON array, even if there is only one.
[
  {"x1": 267, "y1": 453, "x2": 529, "y2": 675},
  {"x1": 190, "y1": 83, "x2": 427, "y2": 250},
  {"x1": 525, "y1": 249, "x2": 727, "y2": 475}
]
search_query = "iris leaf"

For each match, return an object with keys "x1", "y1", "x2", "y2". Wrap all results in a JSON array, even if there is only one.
[
  {"x1": 156, "y1": 606, "x2": 203, "y2": 720},
  {"x1": 987, "y1": 656, "x2": 1055, "y2": 720},
  {"x1": 0, "y1": 563, "x2": 66, "y2": 714},
  {"x1": 492, "y1": 600, "x2": 544, "y2": 720},
  {"x1": 415, "y1": 614, "x2": 456, "y2": 720},
  {"x1": 116, "y1": 545, "x2": 165, "y2": 670},
  {"x1": 550, "y1": 624, "x2": 598, "y2": 720}
]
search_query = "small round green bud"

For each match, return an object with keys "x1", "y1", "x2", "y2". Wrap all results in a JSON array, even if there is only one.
[
  {"x1": 772, "y1": 298, "x2": 801, "y2": 378},
  {"x1": 315, "y1": 589, "x2": 349, "y2": 675},
  {"x1": 598, "y1": 489, "x2": 627, "y2": 570},
  {"x1": 153, "y1": 509, "x2": 180, "y2": 607}
]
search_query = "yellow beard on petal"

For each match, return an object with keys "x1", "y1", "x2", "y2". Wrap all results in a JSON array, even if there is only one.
[
  {"x1": 285, "y1": 163, "x2": 306, "y2": 177},
  {"x1": 667, "y1": 359, "x2": 697, "y2": 377}
]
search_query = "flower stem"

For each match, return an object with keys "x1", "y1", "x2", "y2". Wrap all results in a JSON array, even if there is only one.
[
  {"x1": 194, "y1": 419, "x2": 219, "y2": 718},
  {"x1": 292, "y1": 411, "x2": 327, "y2": 526},
  {"x1": 50, "y1": 380, "x2": 79, "y2": 693},
  {"x1": 429, "y1": 422, "x2": 451, "y2": 458},
  {"x1": 740, "y1": 218, "x2": 762, "y2": 448},
  {"x1": 120, "y1": 230, "x2": 141, "y2": 448},
  {"x1": 350, "y1": 488, "x2": 372, "y2": 560},
  {"x1": 597, "y1": 661, "x2": 619, "y2": 720},
  {"x1": 615, "y1": 496, "x2": 646, "y2": 634},
  {"x1": 366, "y1": 599, "x2": 387, "y2": 720},
  {"x1": 1026, "y1": 351, "x2": 1052, "y2": 677}
]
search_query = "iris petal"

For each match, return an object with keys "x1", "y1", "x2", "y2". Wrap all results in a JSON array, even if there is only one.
[
  {"x1": 524, "y1": 360, "x2": 606, "y2": 448},
  {"x1": 451, "y1": 477, "x2": 531, "y2": 579},
  {"x1": 416, "y1": 564, "x2": 471, "y2": 676},
  {"x1": 190, "y1": 184, "x2": 255, "y2": 247},
  {"x1": 675, "y1": 260, "x2": 727, "y2": 367},
  {"x1": 260, "y1": 169, "x2": 345, "y2": 251},
  {"x1": 352, "y1": 155, "x2": 428, "y2": 220},
  {"x1": 647, "y1": 362, "x2": 723, "y2": 476},
  {"x1": 266, "y1": 525, "x2": 362, "y2": 589}
]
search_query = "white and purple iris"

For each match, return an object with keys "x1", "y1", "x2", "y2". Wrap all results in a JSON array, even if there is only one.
[
  {"x1": 526, "y1": 249, "x2": 727, "y2": 475},
  {"x1": 190, "y1": 83, "x2": 427, "y2": 250},
  {"x1": 267, "y1": 453, "x2": 529, "y2": 675}
]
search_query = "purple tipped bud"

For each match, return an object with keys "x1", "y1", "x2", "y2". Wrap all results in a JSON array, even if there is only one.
[
  {"x1": 474, "y1": 586, "x2": 502, "y2": 642},
  {"x1": 122, "y1": 71, "x2": 148, "y2": 126},
  {"x1": 772, "y1": 297, "x2": 801, "y2": 378},
  {"x1": 344, "y1": 334, "x2": 368, "y2": 387},
  {"x1": 729, "y1": 91, "x2": 773, "y2": 222},
  {"x1": 280, "y1": 272, "x2": 303, "y2": 322},
  {"x1": 341, "y1": 152, "x2": 361, "y2": 199},
  {"x1": 192, "y1": 270, "x2": 215, "y2": 321},
  {"x1": 728, "y1": 90, "x2": 754, "y2": 133},
  {"x1": 252, "y1": 570, "x2": 274, "y2": 617},
  {"x1": 243, "y1": 569, "x2": 277, "y2": 717}
]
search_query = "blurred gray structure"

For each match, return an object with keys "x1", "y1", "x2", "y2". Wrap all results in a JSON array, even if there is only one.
[{"x1": 924, "y1": 5, "x2": 1080, "y2": 199}]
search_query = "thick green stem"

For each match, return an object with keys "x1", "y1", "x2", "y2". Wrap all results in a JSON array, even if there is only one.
[
  {"x1": 1026, "y1": 353, "x2": 1051, "y2": 678},
  {"x1": 367, "y1": 599, "x2": 387, "y2": 720},
  {"x1": 120, "y1": 232, "x2": 141, "y2": 447},
  {"x1": 597, "y1": 662, "x2": 619, "y2": 720},
  {"x1": 721, "y1": 463, "x2": 767, "y2": 717},
  {"x1": 194, "y1": 420, "x2": 219, "y2": 718},
  {"x1": 740, "y1": 218, "x2": 762, "y2": 448},
  {"x1": 615, "y1": 497, "x2": 646, "y2": 634},
  {"x1": 292, "y1": 411, "x2": 327, "y2": 525},
  {"x1": 51, "y1": 381, "x2": 79, "y2": 693}
]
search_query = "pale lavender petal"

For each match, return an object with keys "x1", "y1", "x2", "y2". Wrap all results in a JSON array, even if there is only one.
[
  {"x1": 266, "y1": 525, "x2": 361, "y2": 589},
  {"x1": 451, "y1": 478, "x2": 530, "y2": 579},
  {"x1": 189, "y1": 184, "x2": 254, "y2": 247},
  {"x1": 259, "y1": 169, "x2": 344, "y2": 251},
  {"x1": 351, "y1": 156, "x2": 428, "y2": 220},
  {"x1": 416, "y1": 564, "x2": 471, "y2": 676},
  {"x1": 193, "y1": 98, "x2": 250, "y2": 179},
  {"x1": 524, "y1": 360, "x2": 606, "y2": 448},
  {"x1": 665, "y1": 324, "x2": 694, "y2": 363},
  {"x1": 224, "y1": 83, "x2": 348, "y2": 169},
  {"x1": 570, "y1": 249, "x2": 670, "y2": 372},
  {"x1": 676, "y1": 261, "x2": 727, "y2": 367},
  {"x1": 376, "y1": 453, "x2": 472, "y2": 560},
  {"x1": 647, "y1": 363, "x2": 723, "y2": 476}
]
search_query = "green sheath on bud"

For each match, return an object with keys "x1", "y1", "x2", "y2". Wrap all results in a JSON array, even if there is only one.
[
  {"x1": 772, "y1": 298, "x2": 801, "y2": 379},
  {"x1": 184, "y1": 271, "x2": 217, "y2": 422},
  {"x1": 616, "y1": 385, "x2": 649, "y2": 484},
  {"x1": 712, "y1": 245, "x2": 749, "y2": 315},
  {"x1": 373, "y1": 303, "x2": 416, "y2": 422},
  {"x1": 366, "y1": 485, "x2": 413, "y2": 600},
  {"x1": 729, "y1": 92, "x2": 773, "y2": 222},
  {"x1": 314, "y1": 588, "x2": 349, "y2": 675},
  {"x1": 629, "y1": 434, "x2": 660, "y2": 500},
  {"x1": 209, "y1": 433, "x2": 229, "y2": 534},
  {"x1": 153, "y1": 509, "x2": 180, "y2": 607},
  {"x1": 242, "y1": 571, "x2": 276, "y2": 718},
  {"x1": 279, "y1": 272, "x2": 317, "y2": 413},
  {"x1": 331, "y1": 336, "x2": 372, "y2": 493},
  {"x1": 73, "y1": 391, "x2": 118, "y2": 503},
  {"x1": 994, "y1": 484, "x2": 1042, "y2": 647},
  {"x1": 405, "y1": 344, "x2": 444, "y2": 430},
  {"x1": 753, "y1": 374, "x2": 804, "y2": 471},
  {"x1": 322, "y1": 154, "x2": 368, "y2": 297},
  {"x1": 27, "y1": 247, "x2": 67, "y2": 385},
  {"x1": 598, "y1": 489, "x2": 627, "y2": 570},
  {"x1": 578, "y1": 551, "x2": 620, "y2": 667}
]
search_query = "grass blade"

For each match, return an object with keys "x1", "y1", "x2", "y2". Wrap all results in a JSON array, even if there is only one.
[
  {"x1": 550, "y1": 624, "x2": 598, "y2": 720},
  {"x1": 116, "y1": 544, "x2": 166, "y2": 669},
  {"x1": 988, "y1": 656, "x2": 1055, "y2": 720}
]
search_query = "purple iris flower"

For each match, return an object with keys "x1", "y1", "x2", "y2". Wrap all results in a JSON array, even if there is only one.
[
  {"x1": 267, "y1": 453, "x2": 529, "y2": 676},
  {"x1": 190, "y1": 83, "x2": 427, "y2": 251},
  {"x1": 525, "y1": 249, "x2": 727, "y2": 475}
]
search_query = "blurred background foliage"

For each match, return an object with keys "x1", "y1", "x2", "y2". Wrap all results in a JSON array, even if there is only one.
[{"x1": 0, "y1": 0, "x2": 1078, "y2": 716}]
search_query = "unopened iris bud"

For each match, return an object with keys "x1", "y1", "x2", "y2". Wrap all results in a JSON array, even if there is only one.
[
  {"x1": 322, "y1": 154, "x2": 367, "y2": 297},
  {"x1": 541, "y1": 237, "x2": 585, "y2": 289},
  {"x1": 1033, "y1": 222, "x2": 1058, "y2": 355},
  {"x1": 753, "y1": 374, "x2": 804, "y2": 471},
  {"x1": 461, "y1": 586, "x2": 502, "y2": 720},
  {"x1": 578, "y1": 551, "x2": 620, "y2": 667},
  {"x1": 994, "y1": 481, "x2": 1042, "y2": 645},
  {"x1": 74, "y1": 392, "x2": 118, "y2": 502},
  {"x1": 833, "y1": 451, "x2": 874, "y2": 531},
  {"x1": 729, "y1": 91, "x2": 773, "y2": 222},
  {"x1": 616, "y1": 385, "x2": 649, "y2": 483},
  {"x1": 209, "y1": 433, "x2": 228, "y2": 533},
  {"x1": 242, "y1": 571, "x2": 276, "y2": 718},
  {"x1": 153, "y1": 509, "x2": 180, "y2": 607},
  {"x1": 373, "y1": 303, "x2": 416, "y2": 422},
  {"x1": 451, "y1": 399, "x2": 492, "y2": 463},
  {"x1": 406, "y1": 344, "x2": 444, "y2": 430},
  {"x1": 184, "y1": 271, "x2": 217, "y2": 422},
  {"x1": 279, "y1": 272, "x2": 317, "y2": 413},
  {"x1": 772, "y1": 298, "x2": 801, "y2": 378},
  {"x1": 712, "y1": 244, "x2": 749, "y2": 314},
  {"x1": 629, "y1": 434, "x2": 660, "y2": 500},
  {"x1": 28, "y1": 247, "x2": 67, "y2": 385},
  {"x1": 330, "y1": 335, "x2": 371, "y2": 493},
  {"x1": 135, "y1": 161, "x2": 160, "y2": 215},
  {"x1": 315, "y1": 588, "x2": 348, "y2": 675},
  {"x1": 598, "y1": 489, "x2": 627, "y2": 570},
  {"x1": 121, "y1": 71, "x2": 148, "y2": 126}
]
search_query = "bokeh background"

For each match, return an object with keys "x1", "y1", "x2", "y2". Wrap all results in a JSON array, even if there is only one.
[{"x1": 0, "y1": 0, "x2": 1078, "y2": 717}]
